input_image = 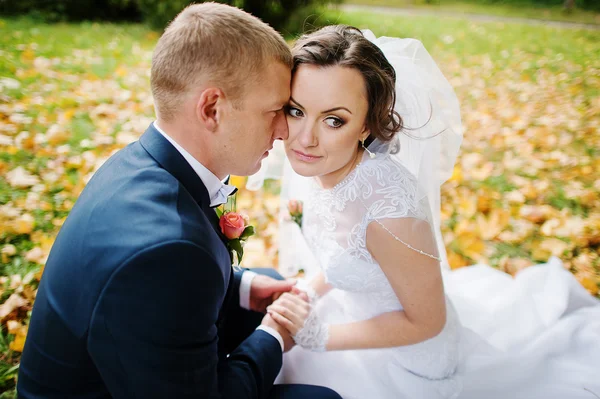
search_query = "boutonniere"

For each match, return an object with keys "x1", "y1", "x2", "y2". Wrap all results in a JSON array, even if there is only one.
[
  {"x1": 287, "y1": 199, "x2": 303, "y2": 227},
  {"x1": 216, "y1": 195, "x2": 254, "y2": 265}
]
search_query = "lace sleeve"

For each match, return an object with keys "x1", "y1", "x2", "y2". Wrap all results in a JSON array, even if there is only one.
[{"x1": 359, "y1": 156, "x2": 442, "y2": 262}]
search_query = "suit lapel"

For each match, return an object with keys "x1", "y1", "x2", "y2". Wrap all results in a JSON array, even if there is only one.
[
  {"x1": 200, "y1": 200, "x2": 229, "y2": 246},
  {"x1": 139, "y1": 123, "x2": 236, "y2": 329},
  {"x1": 139, "y1": 123, "x2": 229, "y2": 246}
]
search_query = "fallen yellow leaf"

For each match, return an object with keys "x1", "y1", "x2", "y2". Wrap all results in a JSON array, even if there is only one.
[
  {"x1": 447, "y1": 251, "x2": 470, "y2": 269},
  {"x1": 9, "y1": 333, "x2": 26, "y2": 352},
  {"x1": 449, "y1": 165, "x2": 463, "y2": 183},
  {"x1": 476, "y1": 209, "x2": 510, "y2": 240},
  {"x1": 454, "y1": 232, "x2": 486, "y2": 261},
  {"x1": 0, "y1": 294, "x2": 28, "y2": 320},
  {"x1": 578, "y1": 276, "x2": 599, "y2": 296},
  {"x1": 229, "y1": 175, "x2": 246, "y2": 188},
  {"x1": 6, "y1": 166, "x2": 39, "y2": 188},
  {"x1": 13, "y1": 213, "x2": 35, "y2": 234}
]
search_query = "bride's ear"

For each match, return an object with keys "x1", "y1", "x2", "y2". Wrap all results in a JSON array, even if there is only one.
[
  {"x1": 196, "y1": 87, "x2": 223, "y2": 132},
  {"x1": 359, "y1": 126, "x2": 370, "y2": 143}
]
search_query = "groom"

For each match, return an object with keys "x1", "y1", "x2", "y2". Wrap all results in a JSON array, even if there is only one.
[{"x1": 17, "y1": 4, "x2": 340, "y2": 399}]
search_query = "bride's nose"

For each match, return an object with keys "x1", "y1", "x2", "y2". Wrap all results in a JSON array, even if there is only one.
[{"x1": 298, "y1": 122, "x2": 318, "y2": 147}]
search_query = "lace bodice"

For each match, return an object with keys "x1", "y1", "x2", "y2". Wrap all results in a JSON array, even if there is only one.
[
  {"x1": 303, "y1": 153, "x2": 431, "y2": 315},
  {"x1": 301, "y1": 153, "x2": 462, "y2": 385}
]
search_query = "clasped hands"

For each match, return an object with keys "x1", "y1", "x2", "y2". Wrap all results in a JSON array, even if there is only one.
[{"x1": 248, "y1": 274, "x2": 312, "y2": 352}]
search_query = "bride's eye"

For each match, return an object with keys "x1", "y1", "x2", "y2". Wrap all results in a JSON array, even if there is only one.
[
  {"x1": 324, "y1": 117, "x2": 344, "y2": 129},
  {"x1": 287, "y1": 107, "x2": 304, "y2": 118}
]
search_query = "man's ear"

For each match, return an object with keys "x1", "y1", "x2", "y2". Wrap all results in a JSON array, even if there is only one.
[{"x1": 196, "y1": 87, "x2": 224, "y2": 132}]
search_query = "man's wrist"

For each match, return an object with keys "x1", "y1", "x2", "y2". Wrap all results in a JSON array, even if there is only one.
[
  {"x1": 256, "y1": 325, "x2": 285, "y2": 352},
  {"x1": 239, "y1": 270, "x2": 258, "y2": 310}
]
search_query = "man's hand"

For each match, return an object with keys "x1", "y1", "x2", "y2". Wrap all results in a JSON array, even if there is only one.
[
  {"x1": 261, "y1": 313, "x2": 295, "y2": 352},
  {"x1": 249, "y1": 274, "x2": 299, "y2": 313}
]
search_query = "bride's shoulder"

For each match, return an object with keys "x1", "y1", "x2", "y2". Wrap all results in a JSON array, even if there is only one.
[
  {"x1": 359, "y1": 153, "x2": 418, "y2": 187},
  {"x1": 355, "y1": 154, "x2": 428, "y2": 220}
]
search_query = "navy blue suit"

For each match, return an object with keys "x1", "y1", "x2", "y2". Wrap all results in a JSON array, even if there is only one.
[{"x1": 17, "y1": 125, "x2": 341, "y2": 399}]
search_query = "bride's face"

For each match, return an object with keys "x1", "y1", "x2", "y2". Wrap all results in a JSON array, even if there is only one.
[{"x1": 284, "y1": 64, "x2": 369, "y2": 185}]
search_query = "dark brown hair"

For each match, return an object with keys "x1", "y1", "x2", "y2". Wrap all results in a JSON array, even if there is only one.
[{"x1": 292, "y1": 25, "x2": 402, "y2": 143}]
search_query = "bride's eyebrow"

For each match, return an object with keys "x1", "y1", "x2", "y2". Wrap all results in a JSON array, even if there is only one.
[
  {"x1": 290, "y1": 97, "x2": 353, "y2": 115},
  {"x1": 321, "y1": 106, "x2": 352, "y2": 115},
  {"x1": 289, "y1": 97, "x2": 304, "y2": 109}
]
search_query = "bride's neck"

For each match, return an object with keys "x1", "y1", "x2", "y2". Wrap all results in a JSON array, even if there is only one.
[{"x1": 317, "y1": 148, "x2": 365, "y2": 189}]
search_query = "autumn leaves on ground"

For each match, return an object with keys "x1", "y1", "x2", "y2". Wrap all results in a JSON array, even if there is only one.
[{"x1": 0, "y1": 10, "x2": 599, "y2": 395}]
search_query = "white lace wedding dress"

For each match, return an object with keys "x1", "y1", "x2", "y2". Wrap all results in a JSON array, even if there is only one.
[{"x1": 274, "y1": 152, "x2": 600, "y2": 399}]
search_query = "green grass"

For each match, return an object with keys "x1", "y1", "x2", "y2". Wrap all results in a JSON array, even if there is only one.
[
  {"x1": 343, "y1": 0, "x2": 600, "y2": 25},
  {"x1": 318, "y1": 7, "x2": 599, "y2": 70},
  {"x1": 0, "y1": 331, "x2": 18, "y2": 397},
  {"x1": 0, "y1": 17, "x2": 156, "y2": 82}
]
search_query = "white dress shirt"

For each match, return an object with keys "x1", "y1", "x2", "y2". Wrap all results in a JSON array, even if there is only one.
[
  {"x1": 153, "y1": 123, "x2": 236, "y2": 207},
  {"x1": 153, "y1": 122, "x2": 284, "y2": 351}
]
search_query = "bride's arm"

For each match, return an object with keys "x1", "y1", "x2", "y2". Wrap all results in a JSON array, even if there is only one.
[
  {"x1": 269, "y1": 218, "x2": 447, "y2": 351},
  {"x1": 292, "y1": 271, "x2": 332, "y2": 304},
  {"x1": 328, "y1": 218, "x2": 446, "y2": 350}
]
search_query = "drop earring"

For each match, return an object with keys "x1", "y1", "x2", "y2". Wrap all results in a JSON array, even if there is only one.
[{"x1": 362, "y1": 139, "x2": 376, "y2": 159}]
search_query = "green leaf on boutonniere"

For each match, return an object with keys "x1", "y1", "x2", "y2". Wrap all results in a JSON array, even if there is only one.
[
  {"x1": 215, "y1": 207, "x2": 224, "y2": 218},
  {"x1": 229, "y1": 238, "x2": 244, "y2": 265},
  {"x1": 225, "y1": 193, "x2": 237, "y2": 213},
  {"x1": 240, "y1": 225, "x2": 255, "y2": 240}
]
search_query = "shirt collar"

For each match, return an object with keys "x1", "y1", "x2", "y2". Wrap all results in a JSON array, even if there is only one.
[{"x1": 153, "y1": 122, "x2": 237, "y2": 207}]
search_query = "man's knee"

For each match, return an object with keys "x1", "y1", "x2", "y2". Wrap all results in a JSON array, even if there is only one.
[
  {"x1": 270, "y1": 384, "x2": 342, "y2": 399},
  {"x1": 320, "y1": 387, "x2": 342, "y2": 399}
]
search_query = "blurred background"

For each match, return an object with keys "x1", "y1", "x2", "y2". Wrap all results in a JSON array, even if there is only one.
[{"x1": 0, "y1": 0, "x2": 598, "y2": 395}]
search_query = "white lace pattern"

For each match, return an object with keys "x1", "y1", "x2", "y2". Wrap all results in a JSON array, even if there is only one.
[
  {"x1": 301, "y1": 152, "x2": 462, "y2": 386},
  {"x1": 293, "y1": 311, "x2": 329, "y2": 352}
]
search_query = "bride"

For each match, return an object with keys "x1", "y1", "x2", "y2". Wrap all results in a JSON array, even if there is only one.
[{"x1": 250, "y1": 25, "x2": 600, "y2": 399}]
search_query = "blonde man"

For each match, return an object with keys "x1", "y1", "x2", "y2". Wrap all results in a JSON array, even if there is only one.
[{"x1": 18, "y1": 4, "x2": 341, "y2": 399}]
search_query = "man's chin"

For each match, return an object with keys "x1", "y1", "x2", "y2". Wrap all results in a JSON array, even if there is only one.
[{"x1": 241, "y1": 160, "x2": 263, "y2": 178}]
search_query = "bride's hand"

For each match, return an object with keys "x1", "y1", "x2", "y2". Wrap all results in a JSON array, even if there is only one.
[
  {"x1": 270, "y1": 293, "x2": 329, "y2": 352},
  {"x1": 266, "y1": 292, "x2": 311, "y2": 336},
  {"x1": 271, "y1": 285, "x2": 308, "y2": 303}
]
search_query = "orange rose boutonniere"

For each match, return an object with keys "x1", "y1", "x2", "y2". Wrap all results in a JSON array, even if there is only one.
[{"x1": 216, "y1": 196, "x2": 254, "y2": 265}]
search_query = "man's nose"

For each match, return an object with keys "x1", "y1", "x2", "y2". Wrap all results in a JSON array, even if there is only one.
[{"x1": 273, "y1": 110, "x2": 289, "y2": 141}]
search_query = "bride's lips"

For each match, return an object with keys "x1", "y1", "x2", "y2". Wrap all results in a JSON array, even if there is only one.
[{"x1": 292, "y1": 149, "x2": 322, "y2": 163}]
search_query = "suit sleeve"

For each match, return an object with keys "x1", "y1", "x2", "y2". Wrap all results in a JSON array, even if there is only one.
[{"x1": 88, "y1": 241, "x2": 282, "y2": 399}]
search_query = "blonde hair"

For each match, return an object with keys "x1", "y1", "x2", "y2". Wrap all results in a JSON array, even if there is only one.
[{"x1": 151, "y1": 2, "x2": 292, "y2": 121}]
